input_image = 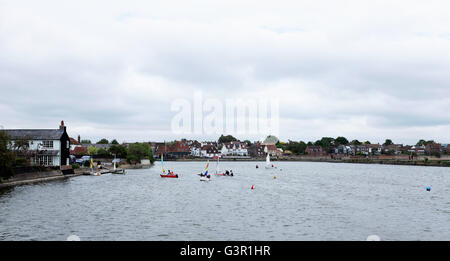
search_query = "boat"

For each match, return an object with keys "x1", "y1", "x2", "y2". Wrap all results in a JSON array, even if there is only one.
[
  {"x1": 111, "y1": 156, "x2": 126, "y2": 174},
  {"x1": 215, "y1": 156, "x2": 226, "y2": 176},
  {"x1": 265, "y1": 153, "x2": 274, "y2": 169},
  {"x1": 111, "y1": 169, "x2": 125, "y2": 174},
  {"x1": 160, "y1": 149, "x2": 178, "y2": 178},
  {"x1": 200, "y1": 160, "x2": 211, "y2": 181},
  {"x1": 89, "y1": 158, "x2": 101, "y2": 176}
]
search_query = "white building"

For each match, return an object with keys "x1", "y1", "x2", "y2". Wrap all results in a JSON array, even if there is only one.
[
  {"x1": 220, "y1": 141, "x2": 248, "y2": 156},
  {"x1": 4, "y1": 121, "x2": 71, "y2": 167}
]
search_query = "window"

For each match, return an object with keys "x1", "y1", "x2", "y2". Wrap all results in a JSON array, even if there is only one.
[
  {"x1": 42, "y1": 140, "x2": 53, "y2": 149},
  {"x1": 67, "y1": 140, "x2": 69, "y2": 149},
  {"x1": 34, "y1": 155, "x2": 53, "y2": 166}
]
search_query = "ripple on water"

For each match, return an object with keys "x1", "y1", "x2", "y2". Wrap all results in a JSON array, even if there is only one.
[{"x1": 1, "y1": 162, "x2": 450, "y2": 240}]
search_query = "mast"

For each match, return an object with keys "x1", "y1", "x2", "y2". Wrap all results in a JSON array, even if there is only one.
[
  {"x1": 216, "y1": 156, "x2": 220, "y2": 174},
  {"x1": 161, "y1": 141, "x2": 166, "y2": 173}
]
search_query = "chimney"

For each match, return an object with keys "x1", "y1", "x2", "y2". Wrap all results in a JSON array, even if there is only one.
[
  {"x1": 78, "y1": 135, "x2": 81, "y2": 144},
  {"x1": 59, "y1": 120, "x2": 66, "y2": 131}
]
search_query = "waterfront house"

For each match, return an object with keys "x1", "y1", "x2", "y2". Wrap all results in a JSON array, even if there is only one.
[
  {"x1": 382, "y1": 144, "x2": 403, "y2": 155},
  {"x1": 365, "y1": 144, "x2": 382, "y2": 155},
  {"x1": 442, "y1": 144, "x2": 449, "y2": 154},
  {"x1": 187, "y1": 140, "x2": 202, "y2": 157},
  {"x1": 169, "y1": 141, "x2": 191, "y2": 158},
  {"x1": 263, "y1": 143, "x2": 281, "y2": 157},
  {"x1": 305, "y1": 146, "x2": 324, "y2": 157},
  {"x1": 425, "y1": 143, "x2": 442, "y2": 155},
  {"x1": 334, "y1": 145, "x2": 353, "y2": 156},
  {"x1": 3, "y1": 121, "x2": 71, "y2": 167},
  {"x1": 248, "y1": 142, "x2": 265, "y2": 157},
  {"x1": 220, "y1": 141, "x2": 249, "y2": 157},
  {"x1": 409, "y1": 145, "x2": 425, "y2": 155},
  {"x1": 201, "y1": 144, "x2": 220, "y2": 158},
  {"x1": 154, "y1": 141, "x2": 191, "y2": 159},
  {"x1": 400, "y1": 145, "x2": 413, "y2": 154}
]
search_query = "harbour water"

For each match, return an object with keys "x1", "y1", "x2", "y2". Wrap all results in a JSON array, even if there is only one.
[{"x1": 0, "y1": 161, "x2": 449, "y2": 241}]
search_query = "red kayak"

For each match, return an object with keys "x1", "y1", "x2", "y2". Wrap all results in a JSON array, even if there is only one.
[
  {"x1": 160, "y1": 174, "x2": 178, "y2": 178},
  {"x1": 215, "y1": 173, "x2": 226, "y2": 176}
]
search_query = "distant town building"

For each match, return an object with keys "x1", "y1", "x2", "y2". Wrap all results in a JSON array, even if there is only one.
[
  {"x1": 69, "y1": 135, "x2": 82, "y2": 151},
  {"x1": 382, "y1": 144, "x2": 403, "y2": 155},
  {"x1": 409, "y1": 145, "x2": 425, "y2": 155},
  {"x1": 425, "y1": 143, "x2": 442, "y2": 155},
  {"x1": 155, "y1": 141, "x2": 191, "y2": 159},
  {"x1": 248, "y1": 142, "x2": 265, "y2": 157},
  {"x1": 305, "y1": 146, "x2": 323, "y2": 157},
  {"x1": 442, "y1": 144, "x2": 449, "y2": 154},
  {"x1": 201, "y1": 144, "x2": 220, "y2": 158},
  {"x1": 220, "y1": 141, "x2": 248, "y2": 156},
  {"x1": 262, "y1": 143, "x2": 281, "y2": 157},
  {"x1": 186, "y1": 140, "x2": 202, "y2": 157},
  {"x1": 3, "y1": 121, "x2": 71, "y2": 167}
]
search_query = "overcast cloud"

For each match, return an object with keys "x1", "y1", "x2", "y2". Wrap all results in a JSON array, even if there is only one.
[{"x1": 1, "y1": 0, "x2": 449, "y2": 144}]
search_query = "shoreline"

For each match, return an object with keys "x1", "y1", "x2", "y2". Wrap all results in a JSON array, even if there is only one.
[
  {"x1": 0, "y1": 164, "x2": 152, "y2": 189},
  {"x1": 165, "y1": 157, "x2": 450, "y2": 167}
]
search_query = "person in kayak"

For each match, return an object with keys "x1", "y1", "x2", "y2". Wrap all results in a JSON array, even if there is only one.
[
  {"x1": 230, "y1": 170, "x2": 234, "y2": 176},
  {"x1": 225, "y1": 170, "x2": 229, "y2": 175}
]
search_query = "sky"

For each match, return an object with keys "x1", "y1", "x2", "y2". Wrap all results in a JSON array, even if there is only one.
[{"x1": 1, "y1": 0, "x2": 450, "y2": 144}]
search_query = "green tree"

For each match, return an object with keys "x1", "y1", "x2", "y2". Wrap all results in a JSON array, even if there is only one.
[
  {"x1": 284, "y1": 140, "x2": 307, "y2": 155},
  {"x1": 96, "y1": 148, "x2": 110, "y2": 157},
  {"x1": 149, "y1": 149, "x2": 155, "y2": 164},
  {"x1": 363, "y1": 141, "x2": 371, "y2": 145},
  {"x1": 417, "y1": 140, "x2": 434, "y2": 146},
  {"x1": 0, "y1": 131, "x2": 16, "y2": 179},
  {"x1": 97, "y1": 138, "x2": 109, "y2": 144},
  {"x1": 335, "y1": 136, "x2": 349, "y2": 146},
  {"x1": 243, "y1": 140, "x2": 252, "y2": 147},
  {"x1": 11, "y1": 136, "x2": 31, "y2": 166},
  {"x1": 314, "y1": 137, "x2": 335, "y2": 149},
  {"x1": 218, "y1": 135, "x2": 238, "y2": 144},
  {"x1": 416, "y1": 139, "x2": 426, "y2": 146},
  {"x1": 351, "y1": 140, "x2": 362, "y2": 145},
  {"x1": 111, "y1": 139, "x2": 119, "y2": 145},
  {"x1": 383, "y1": 139, "x2": 394, "y2": 146},
  {"x1": 81, "y1": 139, "x2": 91, "y2": 144},
  {"x1": 109, "y1": 145, "x2": 127, "y2": 158},
  {"x1": 126, "y1": 143, "x2": 154, "y2": 164},
  {"x1": 88, "y1": 146, "x2": 98, "y2": 155}
]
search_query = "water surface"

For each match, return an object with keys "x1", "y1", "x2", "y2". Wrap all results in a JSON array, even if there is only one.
[{"x1": 1, "y1": 161, "x2": 449, "y2": 241}]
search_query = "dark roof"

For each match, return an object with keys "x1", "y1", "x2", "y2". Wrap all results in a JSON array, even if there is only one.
[{"x1": 3, "y1": 129, "x2": 65, "y2": 140}]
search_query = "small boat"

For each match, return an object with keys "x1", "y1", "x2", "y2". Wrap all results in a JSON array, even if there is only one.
[
  {"x1": 161, "y1": 173, "x2": 178, "y2": 178},
  {"x1": 265, "y1": 153, "x2": 274, "y2": 169},
  {"x1": 111, "y1": 157, "x2": 126, "y2": 174},
  {"x1": 89, "y1": 158, "x2": 101, "y2": 176},
  {"x1": 112, "y1": 169, "x2": 125, "y2": 174},
  {"x1": 160, "y1": 150, "x2": 178, "y2": 178},
  {"x1": 200, "y1": 160, "x2": 211, "y2": 181},
  {"x1": 200, "y1": 175, "x2": 210, "y2": 181},
  {"x1": 215, "y1": 156, "x2": 226, "y2": 176}
]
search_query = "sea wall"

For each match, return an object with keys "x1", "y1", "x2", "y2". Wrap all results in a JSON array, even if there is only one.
[{"x1": 0, "y1": 170, "x2": 74, "y2": 188}]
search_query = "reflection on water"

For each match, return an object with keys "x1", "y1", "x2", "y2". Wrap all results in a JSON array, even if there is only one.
[{"x1": 0, "y1": 161, "x2": 449, "y2": 241}]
